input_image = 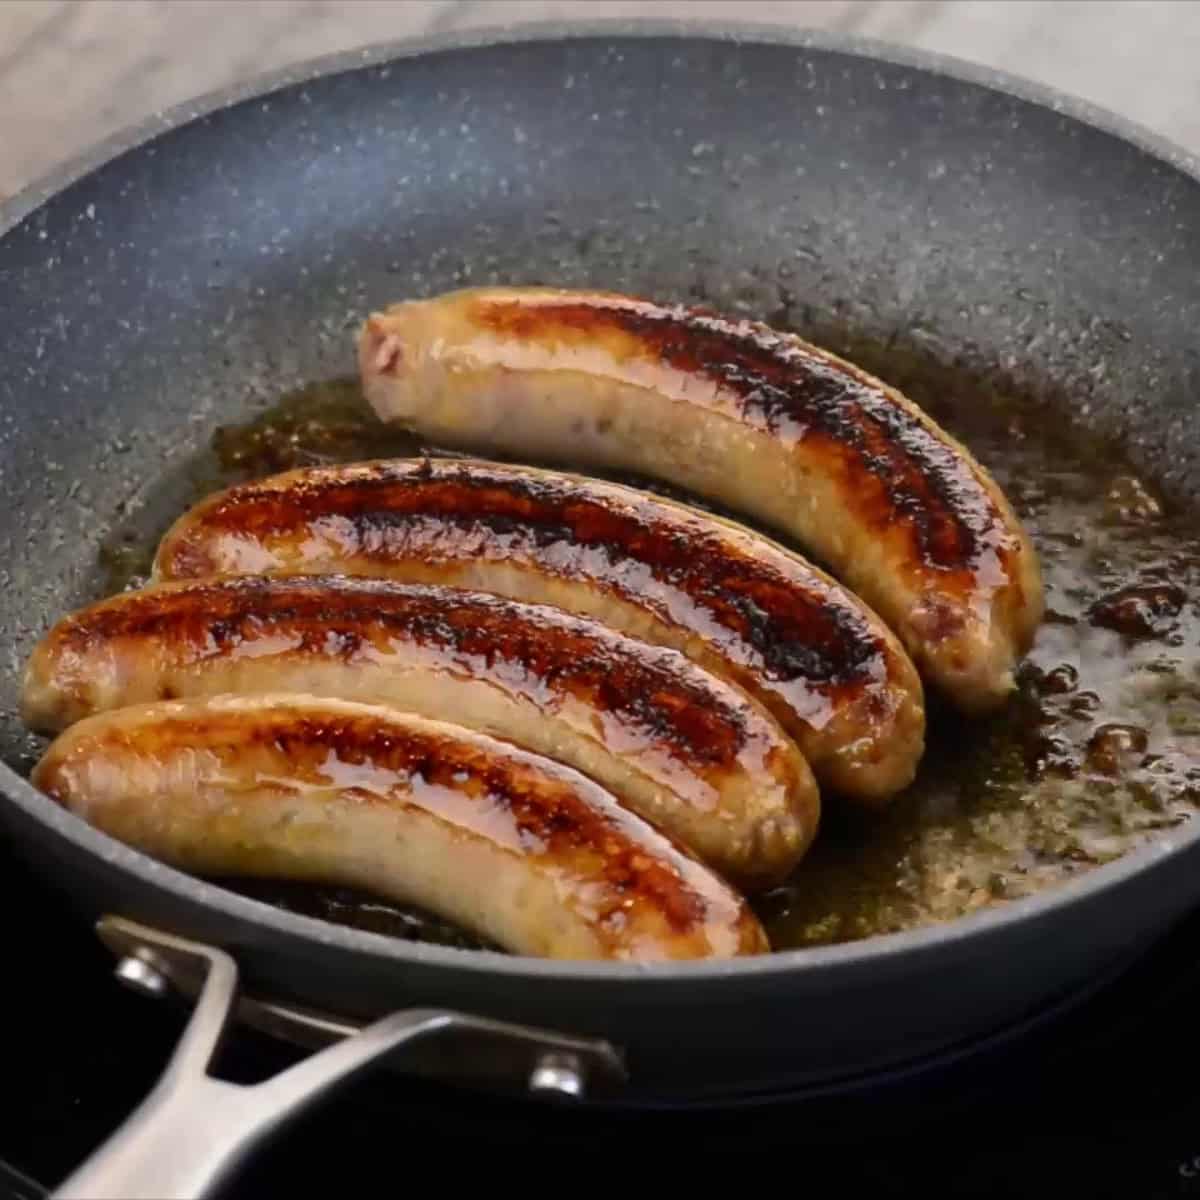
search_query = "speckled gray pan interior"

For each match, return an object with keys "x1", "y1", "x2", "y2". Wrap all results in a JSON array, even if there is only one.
[{"x1": 2, "y1": 21, "x2": 1200, "y2": 1104}]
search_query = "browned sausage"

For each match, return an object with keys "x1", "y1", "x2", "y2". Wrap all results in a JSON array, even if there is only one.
[
  {"x1": 31, "y1": 694, "x2": 768, "y2": 960},
  {"x1": 356, "y1": 286, "x2": 1044, "y2": 713},
  {"x1": 22, "y1": 575, "x2": 818, "y2": 888},
  {"x1": 152, "y1": 457, "x2": 925, "y2": 804}
]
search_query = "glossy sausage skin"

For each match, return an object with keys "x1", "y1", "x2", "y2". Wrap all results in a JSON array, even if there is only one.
[
  {"x1": 22, "y1": 575, "x2": 818, "y2": 888},
  {"x1": 31, "y1": 695, "x2": 767, "y2": 961},
  {"x1": 152, "y1": 457, "x2": 925, "y2": 804},
  {"x1": 357, "y1": 286, "x2": 1044, "y2": 713}
]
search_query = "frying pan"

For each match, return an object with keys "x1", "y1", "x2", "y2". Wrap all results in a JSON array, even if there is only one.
[{"x1": 3, "y1": 17, "x2": 1200, "y2": 1195}]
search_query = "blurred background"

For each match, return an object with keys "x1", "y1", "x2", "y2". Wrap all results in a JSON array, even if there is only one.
[{"x1": 2, "y1": 0, "x2": 1199, "y2": 200}]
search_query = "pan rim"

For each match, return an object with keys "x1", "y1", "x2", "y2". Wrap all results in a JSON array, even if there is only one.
[
  {"x1": 3, "y1": 17, "x2": 1199, "y2": 986},
  {"x1": 4, "y1": 16, "x2": 1200, "y2": 232}
]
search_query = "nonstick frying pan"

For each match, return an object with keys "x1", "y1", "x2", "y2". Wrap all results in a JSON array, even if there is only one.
[{"x1": 3, "y1": 19, "x2": 1200, "y2": 1196}]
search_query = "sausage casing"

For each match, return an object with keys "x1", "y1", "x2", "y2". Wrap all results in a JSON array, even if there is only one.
[
  {"x1": 356, "y1": 286, "x2": 1044, "y2": 713},
  {"x1": 22, "y1": 575, "x2": 818, "y2": 888},
  {"x1": 31, "y1": 694, "x2": 767, "y2": 961},
  {"x1": 152, "y1": 457, "x2": 925, "y2": 804}
]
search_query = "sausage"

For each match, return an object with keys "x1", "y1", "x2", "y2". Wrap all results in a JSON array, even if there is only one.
[
  {"x1": 356, "y1": 286, "x2": 1044, "y2": 713},
  {"x1": 30, "y1": 694, "x2": 767, "y2": 961},
  {"x1": 152, "y1": 457, "x2": 925, "y2": 804},
  {"x1": 22, "y1": 575, "x2": 818, "y2": 888}
]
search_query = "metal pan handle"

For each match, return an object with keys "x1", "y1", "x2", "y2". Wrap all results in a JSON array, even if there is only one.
[{"x1": 51, "y1": 918, "x2": 625, "y2": 1200}]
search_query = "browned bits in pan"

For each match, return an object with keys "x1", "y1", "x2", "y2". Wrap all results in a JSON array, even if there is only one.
[{"x1": 1088, "y1": 582, "x2": 1187, "y2": 639}]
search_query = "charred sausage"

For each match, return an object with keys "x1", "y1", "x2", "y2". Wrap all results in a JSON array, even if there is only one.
[
  {"x1": 31, "y1": 694, "x2": 767, "y2": 960},
  {"x1": 356, "y1": 286, "x2": 1044, "y2": 713},
  {"x1": 22, "y1": 575, "x2": 818, "y2": 888},
  {"x1": 152, "y1": 457, "x2": 924, "y2": 804}
]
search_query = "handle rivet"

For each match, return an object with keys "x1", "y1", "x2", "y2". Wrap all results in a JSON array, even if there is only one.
[
  {"x1": 114, "y1": 953, "x2": 169, "y2": 998},
  {"x1": 528, "y1": 1052, "x2": 585, "y2": 1099}
]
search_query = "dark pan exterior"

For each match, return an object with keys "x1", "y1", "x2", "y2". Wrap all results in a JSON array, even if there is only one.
[{"x1": 2, "y1": 22, "x2": 1200, "y2": 1104}]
